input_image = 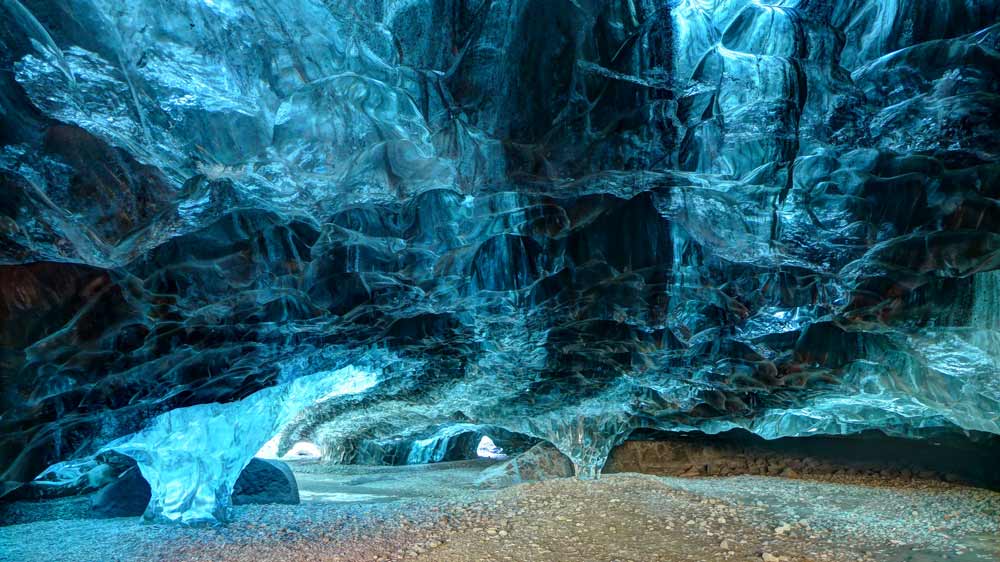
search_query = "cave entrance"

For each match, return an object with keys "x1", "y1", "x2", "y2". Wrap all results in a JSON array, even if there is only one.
[
  {"x1": 329, "y1": 425, "x2": 535, "y2": 466},
  {"x1": 256, "y1": 437, "x2": 322, "y2": 461},
  {"x1": 476, "y1": 435, "x2": 507, "y2": 459},
  {"x1": 255, "y1": 434, "x2": 322, "y2": 461},
  {"x1": 286, "y1": 441, "x2": 322, "y2": 460}
]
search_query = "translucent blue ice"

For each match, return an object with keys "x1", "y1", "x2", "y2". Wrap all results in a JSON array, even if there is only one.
[{"x1": 103, "y1": 366, "x2": 378, "y2": 524}]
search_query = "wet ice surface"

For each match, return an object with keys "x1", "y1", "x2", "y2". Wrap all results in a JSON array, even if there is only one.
[
  {"x1": 297, "y1": 491, "x2": 391, "y2": 503},
  {"x1": 2, "y1": 463, "x2": 999, "y2": 562},
  {"x1": 293, "y1": 458, "x2": 499, "y2": 503}
]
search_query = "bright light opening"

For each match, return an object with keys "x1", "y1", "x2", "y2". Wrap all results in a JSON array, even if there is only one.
[
  {"x1": 256, "y1": 434, "x2": 281, "y2": 458},
  {"x1": 255, "y1": 436, "x2": 321, "y2": 460},
  {"x1": 286, "y1": 441, "x2": 322, "y2": 459},
  {"x1": 476, "y1": 435, "x2": 507, "y2": 459}
]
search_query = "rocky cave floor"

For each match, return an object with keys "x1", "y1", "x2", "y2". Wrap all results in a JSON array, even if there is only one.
[{"x1": 2, "y1": 460, "x2": 999, "y2": 562}]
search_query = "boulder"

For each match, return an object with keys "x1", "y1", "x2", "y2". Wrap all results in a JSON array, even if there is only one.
[
  {"x1": 232, "y1": 458, "x2": 299, "y2": 505},
  {"x1": 475, "y1": 442, "x2": 574, "y2": 488},
  {"x1": 89, "y1": 467, "x2": 151, "y2": 518}
]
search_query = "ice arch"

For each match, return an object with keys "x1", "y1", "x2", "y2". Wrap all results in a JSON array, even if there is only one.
[{"x1": 103, "y1": 366, "x2": 378, "y2": 524}]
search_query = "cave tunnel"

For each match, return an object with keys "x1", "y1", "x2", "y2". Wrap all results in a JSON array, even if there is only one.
[{"x1": 1, "y1": 0, "x2": 999, "y2": 561}]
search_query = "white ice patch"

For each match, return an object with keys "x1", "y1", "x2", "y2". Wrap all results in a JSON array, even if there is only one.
[
  {"x1": 476, "y1": 436, "x2": 506, "y2": 459},
  {"x1": 285, "y1": 441, "x2": 322, "y2": 459}
]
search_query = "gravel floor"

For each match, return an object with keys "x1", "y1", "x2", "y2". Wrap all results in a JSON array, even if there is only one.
[{"x1": 1, "y1": 463, "x2": 998, "y2": 562}]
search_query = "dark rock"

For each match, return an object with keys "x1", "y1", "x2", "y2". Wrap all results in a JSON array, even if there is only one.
[
  {"x1": 89, "y1": 467, "x2": 151, "y2": 518},
  {"x1": 232, "y1": 459, "x2": 299, "y2": 506}
]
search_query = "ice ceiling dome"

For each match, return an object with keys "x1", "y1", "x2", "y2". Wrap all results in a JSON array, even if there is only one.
[{"x1": 1, "y1": 0, "x2": 999, "y2": 520}]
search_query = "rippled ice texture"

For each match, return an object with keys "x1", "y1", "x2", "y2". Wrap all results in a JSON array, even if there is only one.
[{"x1": 0, "y1": 0, "x2": 998, "y2": 522}]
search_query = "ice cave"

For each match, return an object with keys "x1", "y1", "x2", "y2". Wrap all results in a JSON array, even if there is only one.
[{"x1": 1, "y1": 0, "x2": 999, "y2": 560}]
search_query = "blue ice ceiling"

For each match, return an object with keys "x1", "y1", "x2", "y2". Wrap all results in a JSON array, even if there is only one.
[{"x1": 1, "y1": 0, "x2": 999, "y2": 522}]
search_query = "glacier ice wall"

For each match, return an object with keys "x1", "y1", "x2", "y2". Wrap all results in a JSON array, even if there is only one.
[{"x1": 1, "y1": 0, "x2": 999, "y2": 517}]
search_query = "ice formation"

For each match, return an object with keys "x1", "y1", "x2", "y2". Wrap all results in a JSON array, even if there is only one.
[
  {"x1": 102, "y1": 365, "x2": 376, "y2": 523},
  {"x1": 1, "y1": 0, "x2": 998, "y2": 522}
]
